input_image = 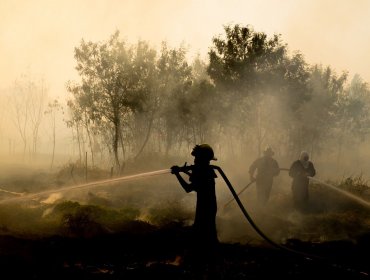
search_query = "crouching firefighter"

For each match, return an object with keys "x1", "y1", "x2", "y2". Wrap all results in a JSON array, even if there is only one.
[{"x1": 171, "y1": 144, "x2": 220, "y2": 273}]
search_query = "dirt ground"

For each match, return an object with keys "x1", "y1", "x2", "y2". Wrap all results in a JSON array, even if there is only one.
[
  {"x1": 0, "y1": 223, "x2": 369, "y2": 280},
  {"x1": 0, "y1": 162, "x2": 370, "y2": 279}
]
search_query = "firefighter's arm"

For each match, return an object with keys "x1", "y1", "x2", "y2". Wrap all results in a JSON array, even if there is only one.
[
  {"x1": 308, "y1": 163, "x2": 316, "y2": 177},
  {"x1": 171, "y1": 165, "x2": 193, "y2": 193}
]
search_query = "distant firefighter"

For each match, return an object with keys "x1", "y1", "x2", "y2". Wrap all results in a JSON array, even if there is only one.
[
  {"x1": 289, "y1": 151, "x2": 316, "y2": 212},
  {"x1": 249, "y1": 146, "x2": 280, "y2": 205}
]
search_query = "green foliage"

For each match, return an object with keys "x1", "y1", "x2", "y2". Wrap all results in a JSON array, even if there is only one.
[
  {"x1": 51, "y1": 201, "x2": 141, "y2": 237},
  {"x1": 335, "y1": 74, "x2": 370, "y2": 142},
  {"x1": 147, "y1": 200, "x2": 193, "y2": 227},
  {"x1": 63, "y1": 23, "x2": 370, "y2": 166},
  {"x1": 338, "y1": 175, "x2": 370, "y2": 197},
  {"x1": 156, "y1": 42, "x2": 194, "y2": 153},
  {"x1": 208, "y1": 24, "x2": 287, "y2": 94},
  {"x1": 0, "y1": 203, "x2": 54, "y2": 237},
  {"x1": 67, "y1": 31, "x2": 158, "y2": 170}
]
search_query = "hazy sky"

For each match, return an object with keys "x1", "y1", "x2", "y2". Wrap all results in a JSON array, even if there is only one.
[{"x1": 1, "y1": 0, "x2": 370, "y2": 97}]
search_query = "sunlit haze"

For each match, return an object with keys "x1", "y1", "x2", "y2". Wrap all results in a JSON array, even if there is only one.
[
  {"x1": 1, "y1": 0, "x2": 370, "y2": 174},
  {"x1": 1, "y1": 0, "x2": 370, "y2": 94}
]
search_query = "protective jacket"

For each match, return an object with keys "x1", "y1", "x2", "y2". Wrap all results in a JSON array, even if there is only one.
[
  {"x1": 289, "y1": 160, "x2": 316, "y2": 205},
  {"x1": 249, "y1": 156, "x2": 280, "y2": 204}
]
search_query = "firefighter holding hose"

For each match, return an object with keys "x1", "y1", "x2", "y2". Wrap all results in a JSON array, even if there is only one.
[
  {"x1": 289, "y1": 151, "x2": 316, "y2": 212},
  {"x1": 171, "y1": 143, "x2": 220, "y2": 275},
  {"x1": 249, "y1": 146, "x2": 280, "y2": 205}
]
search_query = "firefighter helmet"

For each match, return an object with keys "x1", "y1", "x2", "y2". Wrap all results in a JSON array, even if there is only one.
[
  {"x1": 191, "y1": 144, "x2": 217, "y2": 161},
  {"x1": 263, "y1": 146, "x2": 274, "y2": 156}
]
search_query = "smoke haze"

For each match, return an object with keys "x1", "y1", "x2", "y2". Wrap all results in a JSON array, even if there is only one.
[
  {"x1": 2, "y1": 0, "x2": 370, "y2": 94},
  {"x1": 0, "y1": 0, "x2": 370, "y2": 246}
]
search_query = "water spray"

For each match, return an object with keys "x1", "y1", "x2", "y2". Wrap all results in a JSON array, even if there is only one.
[
  {"x1": 309, "y1": 176, "x2": 370, "y2": 209},
  {"x1": 291, "y1": 168, "x2": 370, "y2": 209},
  {"x1": 0, "y1": 169, "x2": 171, "y2": 205},
  {"x1": 0, "y1": 187, "x2": 25, "y2": 196},
  {"x1": 223, "y1": 167, "x2": 370, "y2": 210}
]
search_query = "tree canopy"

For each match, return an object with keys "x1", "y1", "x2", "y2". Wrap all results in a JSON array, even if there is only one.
[{"x1": 64, "y1": 24, "x2": 370, "y2": 171}]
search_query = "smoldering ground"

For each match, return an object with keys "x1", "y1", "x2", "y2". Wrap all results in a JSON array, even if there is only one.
[
  {"x1": 0, "y1": 155, "x2": 369, "y2": 279},
  {"x1": 0, "y1": 155, "x2": 369, "y2": 244}
]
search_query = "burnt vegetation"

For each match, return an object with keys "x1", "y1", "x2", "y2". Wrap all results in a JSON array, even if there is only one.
[{"x1": 0, "y1": 164, "x2": 369, "y2": 279}]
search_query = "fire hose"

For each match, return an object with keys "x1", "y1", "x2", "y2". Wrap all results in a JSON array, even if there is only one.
[
  {"x1": 223, "y1": 179, "x2": 255, "y2": 209},
  {"x1": 223, "y1": 167, "x2": 288, "y2": 209},
  {"x1": 175, "y1": 163, "x2": 321, "y2": 258},
  {"x1": 215, "y1": 165, "x2": 369, "y2": 277},
  {"x1": 216, "y1": 165, "x2": 370, "y2": 278},
  {"x1": 211, "y1": 165, "x2": 321, "y2": 258}
]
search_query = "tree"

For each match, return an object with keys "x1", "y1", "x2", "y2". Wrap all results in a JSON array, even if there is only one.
[
  {"x1": 67, "y1": 31, "x2": 156, "y2": 173},
  {"x1": 299, "y1": 65, "x2": 347, "y2": 157},
  {"x1": 45, "y1": 99, "x2": 63, "y2": 170},
  {"x1": 333, "y1": 74, "x2": 370, "y2": 167},
  {"x1": 29, "y1": 79, "x2": 47, "y2": 156},
  {"x1": 181, "y1": 79, "x2": 217, "y2": 145},
  {"x1": 208, "y1": 24, "x2": 287, "y2": 96},
  {"x1": 127, "y1": 40, "x2": 159, "y2": 159},
  {"x1": 8, "y1": 74, "x2": 48, "y2": 159},
  {"x1": 8, "y1": 78, "x2": 29, "y2": 158},
  {"x1": 207, "y1": 24, "x2": 290, "y2": 156},
  {"x1": 156, "y1": 42, "x2": 193, "y2": 155}
]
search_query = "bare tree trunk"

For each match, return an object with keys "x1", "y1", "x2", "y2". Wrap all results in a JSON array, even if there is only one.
[
  {"x1": 119, "y1": 126, "x2": 126, "y2": 174},
  {"x1": 50, "y1": 113, "x2": 56, "y2": 170},
  {"x1": 10, "y1": 81, "x2": 30, "y2": 161},
  {"x1": 134, "y1": 117, "x2": 153, "y2": 160},
  {"x1": 29, "y1": 81, "x2": 46, "y2": 158},
  {"x1": 113, "y1": 117, "x2": 121, "y2": 173},
  {"x1": 76, "y1": 124, "x2": 83, "y2": 164},
  {"x1": 84, "y1": 111, "x2": 95, "y2": 167}
]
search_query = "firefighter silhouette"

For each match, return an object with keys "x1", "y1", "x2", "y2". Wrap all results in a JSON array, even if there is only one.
[
  {"x1": 249, "y1": 146, "x2": 280, "y2": 205},
  {"x1": 289, "y1": 151, "x2": 316, "y2": 212},
  {"x1": 171, "y1": 144, "x2": 220, "y2": 275}
]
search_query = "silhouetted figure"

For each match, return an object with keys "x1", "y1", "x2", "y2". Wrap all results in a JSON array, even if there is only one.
[
  {"x1": 171, "y1": 143, "x2": 220, "y2": 278},
  {"x1": 249, "y1": 146, "x2": 280, "y2": 205},
  {"x1": 289, "y1": 151, "x2": 316, "y2": 212}
]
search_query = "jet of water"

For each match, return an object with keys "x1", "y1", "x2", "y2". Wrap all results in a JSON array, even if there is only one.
[
  {"x1": 0, "y1": 169, "x2": 171, "y2": 205},
  {"x1": 309, "y1": 176, "x2": 370, "y2": 209}
]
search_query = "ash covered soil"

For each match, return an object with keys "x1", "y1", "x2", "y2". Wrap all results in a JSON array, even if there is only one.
[
  {"x1": 0, "y1": 163, "x2": 370, "y2": 279},
  {"x1": 0, "y1": 223, "x2": 369, "y2": 280}
]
